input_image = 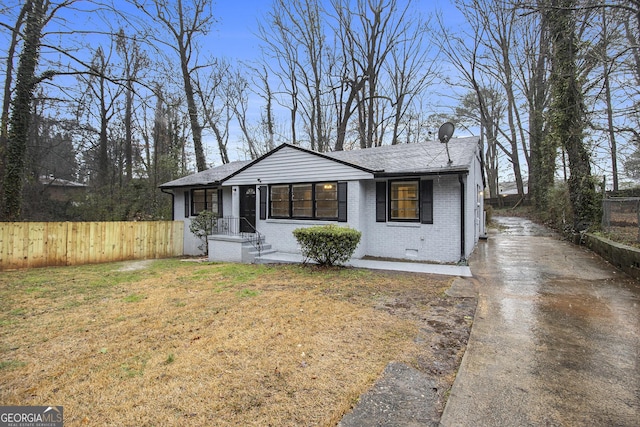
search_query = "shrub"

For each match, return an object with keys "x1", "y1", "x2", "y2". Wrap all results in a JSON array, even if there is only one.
[
  {"x1": 293, "y1": 225, "x2": 362, "y2": 266},
  {"x1": 189, "y1": 210, "x2": 218, "y2": 255},
  {"x1": 545, "y1": 183, "x2": 573, "y2": 234}
]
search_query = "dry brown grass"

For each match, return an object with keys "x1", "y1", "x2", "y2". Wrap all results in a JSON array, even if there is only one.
[
  {"x1": 0, "y1": 259, "x2": 452, "y2": 426},
  {"x1": 601, "y1": 226, "x2": 640, "y2": 248}
]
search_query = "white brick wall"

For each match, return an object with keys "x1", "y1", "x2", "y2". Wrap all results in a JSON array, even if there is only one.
[
  {"x1": 360, "y1": 177, "x2": 463, "y2": 263},
  {"x1": 254, "y1": 181, "x2": 367, "y2": 257},
  {"x1": 176, "y1": 170, "x2": 481, "y2": 263},
  {"x1": 254, "y1": 177, "x2": 467, "y2": 263}
]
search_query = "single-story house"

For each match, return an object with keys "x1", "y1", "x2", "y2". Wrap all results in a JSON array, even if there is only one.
[
  {"x1": 39, "y1": 175, "x2": 88, "y2": 202},
  {"x1": 160, "y1": 137, "x2": 486, "y2": 264}
]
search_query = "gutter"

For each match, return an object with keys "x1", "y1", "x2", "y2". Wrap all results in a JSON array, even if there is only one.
[{"x1": 374, "y1": 168, "x2": 468, "y2": 178}]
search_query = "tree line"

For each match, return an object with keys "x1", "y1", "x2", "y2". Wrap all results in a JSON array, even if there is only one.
[
  {"x1": 440, "y1": 0, "x2": 639, "y2": 230},
  {"x1": 0, "y1": 0, "x2": 638, "y2": 231}
]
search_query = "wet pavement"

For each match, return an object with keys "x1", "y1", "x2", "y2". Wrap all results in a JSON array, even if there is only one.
[{"x1": 440, "y1": 216, "x2": 640, "y2": 426}]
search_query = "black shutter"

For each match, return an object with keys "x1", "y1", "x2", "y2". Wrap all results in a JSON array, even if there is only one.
[
  {"x1": 337, "y1": 182, "x2": 347, "y2": 222},
  {"x1": 184, "y1": 191, "x2": 190, "y2": 217},
  {"x1": 376, "y1": 181, "x2": 386, "y2": 222},
  {"x1": 217, "y1": 188, "x2": 224, "y2": 217},
  {"x1": 259, "y1": 185, "x2": 267, "y2": 220},
  {"x1": 421, "y1": 180, "x2": 433, "y2": 224}
]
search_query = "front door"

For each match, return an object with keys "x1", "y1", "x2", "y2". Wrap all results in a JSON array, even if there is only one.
[{"x1": 239, "y1": 185, "x2": 257, "y2": 233}]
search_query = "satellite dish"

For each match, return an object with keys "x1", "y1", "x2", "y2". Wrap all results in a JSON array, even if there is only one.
[
  {"x1": 438, "y1": 122, "x2": 455, "y2": 165},
  {"x1": 438, "y1": 122, "x2": 455, "y2": 143}
]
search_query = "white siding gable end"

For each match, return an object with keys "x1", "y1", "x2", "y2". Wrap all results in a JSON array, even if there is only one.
[{"x1": 224, "y1": 146, "x2": 374, "y2": 185}]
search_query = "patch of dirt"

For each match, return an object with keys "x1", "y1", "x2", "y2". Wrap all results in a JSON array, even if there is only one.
[
  {"x1": 116, "y1": 259, "x2": 154, "y2": 271},
  {"x1": 340, "y1": 276, "x2": 478, "y2": 425}
]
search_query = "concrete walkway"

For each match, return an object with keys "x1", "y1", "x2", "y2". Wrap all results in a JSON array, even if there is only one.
[
  {"x1": 440, "y1": 217, "x2": 640, "y2": 426},
  {"x1": 257, "y1": 252, "x2": 472, "y2": 277}
]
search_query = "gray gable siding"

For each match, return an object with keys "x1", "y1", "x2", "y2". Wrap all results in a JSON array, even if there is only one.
[{"x1": 224, "y1": 146, "x2": 373, "y2": 185}]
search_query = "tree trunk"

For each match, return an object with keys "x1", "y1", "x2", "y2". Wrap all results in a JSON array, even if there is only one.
[
  {"x1": 124, "y1": 81, "x2": 133, "y2": 182},
  {"x1": 547, "y1": 0, "x2": 601, "y2": 230},
  {"x1": 1, "y1": 4, "x2": 28, "y2": 174},
  {"x1": 2, "y1": 0, "x2": 47, "y2": 221},
  {"x1": 529, "y1": 3, "x2": 553, "y2": 212},
  {"x1": 180, "y1": 51, "x2": 205, "y2": 171},
  {"x1": 601, "y1": 9, "x2": 619, "y2": 191}
]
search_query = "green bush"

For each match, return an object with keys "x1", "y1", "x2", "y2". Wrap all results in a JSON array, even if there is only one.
[
  {"x1": 293, "y1": 225, "x2": 362, "y2": 266},
  {"x1": 189, "y1": 210, "x2": 218, "y2": 255}
]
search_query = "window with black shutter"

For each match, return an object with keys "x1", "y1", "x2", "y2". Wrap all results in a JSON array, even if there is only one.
[{"x1": 420, "y1": 180, "x2": 434, "y2": 224}]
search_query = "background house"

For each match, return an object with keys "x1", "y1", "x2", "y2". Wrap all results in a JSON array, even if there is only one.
[{"x1": 161, "y1": 137, "x2": 485, "y2": 264}]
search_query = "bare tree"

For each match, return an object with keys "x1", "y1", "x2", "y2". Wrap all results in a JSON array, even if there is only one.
[
  {"x1": 455, "y1": 89, "x2": 505, "y2": 199},
  {"x1": 445, "y1": 0, "x2": 526, "y2": 197},
  {"x1": 115, "y1": 30, "x2": 148, "y2": 182},
  {"x1": 77, "y1": 45, "x2": 126, "y2": 188},
  {"x1": 434, "y1": 7, "x2": 506, "y2": 198},
  {"x1": 134, "y1": 0, "x2": 215, "y2": 172},
  {"x1": 514, "y1": 2, "x2": 553, "y2": 210},
  {"x1": 332, "y1": 0, "x2": 410, "y2": 149},
  {"x1": 193, "y1": 58, "x2": 233, "y2": 164},
  {"x1": 385, "y1": 14, "x2": 439, "y2": 145},
  {"x1": 227, "y1": 69, "x2": 262, "y2": 159}
]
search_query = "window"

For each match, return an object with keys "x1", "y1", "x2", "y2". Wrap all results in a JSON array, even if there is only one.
[
  {"x1": 191, "y1": 188, "x2": 220, "y2": 216},
  {"x1": 390, "y1": 180, "x2": 419, "y2": 220},
  {"x1": 269, "y1": 182, "x2": 345, "y2": 221},
  {"x1": 315, "y1": 183, "x2": 338, "y2": 218},
  {"x1": 270, "y1": 185, "x2": 290, "y2": 217},
  {"x1": 376, "y1": 179, "x2": 433, "y2": 224},
  {"x1": 292, "y1": 184, "x2": 313, "y2": 217}
]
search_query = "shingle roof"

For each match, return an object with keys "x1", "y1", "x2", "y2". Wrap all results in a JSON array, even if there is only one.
[
  {"x1": 159, "y1": 137, "x2": 479, "y2": 188},
  {"x1": 325, "y1": 137, "x2": 479, "y2": 175},
  {"x1": 159, "y1": 160, "x2": 252, "y2": 189}
]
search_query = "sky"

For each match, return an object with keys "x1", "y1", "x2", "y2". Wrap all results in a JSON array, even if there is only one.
[
  {"x1": 0, "y1": 0, "x2": 474, "y2": 171},
  {"x1": 210, "y1": 0, "x2": 466, "y2": 61},
  {"x1": 199, "y1": 0, "x2": 470, "y2": 166},
  {"x1": 211, "y1": 0, "x2": 271, "y2": 61}
]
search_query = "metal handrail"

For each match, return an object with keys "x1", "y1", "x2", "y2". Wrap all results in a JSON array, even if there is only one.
[{"x1": 214, "y1": 217, "x2": 263, "y2": 257}]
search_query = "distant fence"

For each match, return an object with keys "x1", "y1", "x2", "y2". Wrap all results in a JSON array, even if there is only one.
[
  {"x1": 602, "y1": 197, "x2": 640, "y2": 242},
  {"x1": 0, "y1": 221, "x2": 184, "y2": 270},
  {"x1": 484, "y1": 194, "x2": 529, "y2": 208}
]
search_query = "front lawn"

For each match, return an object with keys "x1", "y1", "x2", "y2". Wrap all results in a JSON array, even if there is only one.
[{"x1": 0, "y1": 260, "x2": 456, "y2": 426}]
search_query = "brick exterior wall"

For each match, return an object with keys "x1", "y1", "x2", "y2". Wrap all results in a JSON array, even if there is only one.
[{"x1": 253, "y1": 177, "x2": 467, "y2": 263}]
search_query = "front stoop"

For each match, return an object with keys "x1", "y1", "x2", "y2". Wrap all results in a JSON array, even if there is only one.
[{"x1": 208, "y1": 234, "x2": 276, "y2": 263}]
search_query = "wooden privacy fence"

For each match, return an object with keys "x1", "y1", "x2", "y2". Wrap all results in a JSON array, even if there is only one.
[{"x1": 0, "y1": 221, "x2": 184, "y2": 270}]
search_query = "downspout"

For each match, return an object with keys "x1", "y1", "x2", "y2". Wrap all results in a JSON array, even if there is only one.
[
  {"x1": 160, "y1": 188, "x2": 175, "y2": 220},
  {"x1": 459, "y1": 174, "x2": 466, "y2": 263}
]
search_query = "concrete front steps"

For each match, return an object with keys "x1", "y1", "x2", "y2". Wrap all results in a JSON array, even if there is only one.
[
  {"x1": 242, "y1": 239, "x2": 277, "y2": 263},
  {"x1": 208, "y1": 233, "x2": 276, "y2": 263}
]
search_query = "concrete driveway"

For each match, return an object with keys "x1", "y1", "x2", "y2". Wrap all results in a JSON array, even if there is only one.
[{"x1": 441, "y1": 216, "x2": 640, "y2": 426}]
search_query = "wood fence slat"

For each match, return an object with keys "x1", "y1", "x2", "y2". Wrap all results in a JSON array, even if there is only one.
[
  {"x1": 48, "y1": 221, "x2": 67, "y2": 266},
  {"x1": 0, "y1": 221, "x2": 184, "y2": 270},
  {"x1": 28, "y1": 223, "x2": 45, "y2": 268},
  {"x1": 15, "y1": 223, "x2": 29, "y2": 269}
]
